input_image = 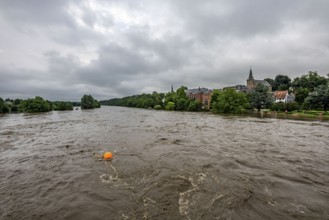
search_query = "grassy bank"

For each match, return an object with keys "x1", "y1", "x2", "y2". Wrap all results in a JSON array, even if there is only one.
[{"x1": 260, "y1": 110, "x2": 329, "y2": 121}]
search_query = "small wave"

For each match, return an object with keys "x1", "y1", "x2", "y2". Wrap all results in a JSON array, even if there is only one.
[{"x1": 99, "y1": 174, "x2": 117, "y2": 183}]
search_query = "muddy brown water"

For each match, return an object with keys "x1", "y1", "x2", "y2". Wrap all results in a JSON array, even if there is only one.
[{"x1": 1, "y1": 106, "x2": 329, "y2": 220}]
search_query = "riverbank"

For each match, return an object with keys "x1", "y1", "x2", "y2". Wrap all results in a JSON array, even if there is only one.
[{"x1": 257, "y1": 110, "x2": 329, "y2": 121}]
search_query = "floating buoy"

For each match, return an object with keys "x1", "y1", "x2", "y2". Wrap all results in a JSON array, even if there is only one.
[{"x1": 103, "y1": 152, "x2": 113, "y2": 160}]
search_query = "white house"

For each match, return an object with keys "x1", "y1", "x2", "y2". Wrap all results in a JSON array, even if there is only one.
[{"x1": 273, "y1": 90, "x2": 295, "y2": 103}]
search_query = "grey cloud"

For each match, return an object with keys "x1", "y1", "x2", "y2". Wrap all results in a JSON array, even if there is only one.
[
  {"x1": 0, "y1": 0, "x2": 76, "y2": 27},
  {"x1": 1, "y1": 0, "x2": 329, "y2": 101}
]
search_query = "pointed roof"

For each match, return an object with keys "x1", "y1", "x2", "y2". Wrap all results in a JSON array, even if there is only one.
[{"x1": 248, "y1": 67, "x2": 254, "y2": 80}]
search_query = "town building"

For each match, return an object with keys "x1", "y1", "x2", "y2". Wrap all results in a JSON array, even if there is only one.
[
  {"x1": 223, "y1": 85, "x2": 248, "y2": 93},
  {"x1": 186, "y1": 87, "x2": 213, "y2": 109},
  {"x1": 247, "y1": 68, "x2": 272, "y2": 92},
  {"x1": 273, "y1": 90, "x2": 295, "y2": 103}
]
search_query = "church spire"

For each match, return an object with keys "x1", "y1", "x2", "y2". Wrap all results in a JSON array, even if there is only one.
[{"x1": 248, "y1": 67, "x2": 254, "y2": 80}]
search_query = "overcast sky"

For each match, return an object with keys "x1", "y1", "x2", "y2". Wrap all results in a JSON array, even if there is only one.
[{"x1": 1, "y1": 0, "x2": 329, "y2": 101}]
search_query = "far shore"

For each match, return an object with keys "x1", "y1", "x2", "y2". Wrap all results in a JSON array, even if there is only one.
[{"x1": 251, "y1": 110, "x2": 329, "y2": 121}]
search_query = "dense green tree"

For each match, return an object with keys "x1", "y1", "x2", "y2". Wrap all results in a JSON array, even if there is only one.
[
  {"x1": 19, "y1": 96, "x2": 51, "y2": 113},
  {"x1": 292, "y1": 71, "x2": 327, "y2": 92},
  {"x1": 14, "y1": 99, "x2": 22, "y2": 105},
  {"x1": 275, "y1": 75, "x2": 291, "y2": 91},
  {"x1": 249, "y1": 84, "x2": 273, "y2": 111},
  {"x1": 165, "y1": 101, "x2": 175, "y2": 110},
  {"x1": 53, "y1": 101, "x2": 74, "y2": 111},
  {"x1": 152, "y1": 92, "x2": 165, "y2": 107},
  {"x1": 176, "y1": 98, "x2": 189, "y2": 110},
  {"x1": 212, "y1": 89, "x2": 249, "y2": 114},
  {"x1": 187, "y1": 100, "x2": 202, "y2": 111},
  {"x1": 270, "y1": 102, "x2": 285, "y2": 111},
  {"x1": 210, "y1": 89, "x2": 220, "y2": 108},
  {"x1": 294, "y1": 88, "x2": 310, "y2": 105},
  {"x1": 164, "y1": 91, "x2": 176, "y2": 105},
  {"x1": 271, "y1": 102, "x2": 299, "y2": 112},
  {"x1": 81, "y1": 94, "x2": 100, "y2": 109},
  {"x1": 100, "y1": 92, "x2": 165, "y2": 109},
  {"x1": 0, "y1": 97, "x2": 10, "y2": 113},
  {"x1": 176, "y1": 86, "x2": 188, "y2": 98},
  {"x1": 305, "y1": 84, "x2": 329, "y2": 111}
]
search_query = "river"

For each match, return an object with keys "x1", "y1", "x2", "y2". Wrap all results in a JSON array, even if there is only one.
[{"x1": 1, "y1": 106, "x2": 329, "y2": 219}]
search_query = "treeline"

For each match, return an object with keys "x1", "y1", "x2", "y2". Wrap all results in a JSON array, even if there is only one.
[
  {"x1": 102, "y1": 71, "x2": 329, "y2": 113},
  {"x1": 100, "y1": 86, "x2": 204, "y2": 111},
  {"x1": 0, "y1": 94, "x2": 100, "y2": 114}
]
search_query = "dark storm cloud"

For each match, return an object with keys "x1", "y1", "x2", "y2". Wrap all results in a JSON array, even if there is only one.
[{"x1": 0, "y1": 0, "x2": 329, "y2": 100}]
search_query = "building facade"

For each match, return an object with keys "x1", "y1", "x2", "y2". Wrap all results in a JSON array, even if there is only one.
[
  {"x1": 273, "y1": 90, "x2": 295, "y2": 103},
  {"x1": 186, "y1": 87, "x2": 213, "y2": 109},
  {"x1": 247, "y1": 68, "x2": 272, "y2": 92}
]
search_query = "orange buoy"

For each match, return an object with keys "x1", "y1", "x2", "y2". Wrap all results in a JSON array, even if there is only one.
[{"x1": 103, "y1": 152, "x2": 113, "y2": 160}]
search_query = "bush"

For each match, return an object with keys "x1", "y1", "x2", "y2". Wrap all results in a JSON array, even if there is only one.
[
  {"x1": 271, "y1": 102, "x2": 286, "y2": 111},
  {"x1": 154, "y1": 105, "x2": 162, "y2": 110},
  {"x1": 0, "y1": 98, "x2": 10, "y2": 113},
  {"x1": 285, "y1": 102, "x2": 299, "y2": 111},
  {"x1": 271, "y1": 102, "x2": 299, "y2": 112},
  {"x1": 19, "y1": 96, "x2": 51, "y2": 113},
  {"x1": 81, "y1": 94, "x2": 100, "y2": 109},
  {"x1": 53, "y1": 101, "x2": 73, "y2": 111},
  {"x1": 165, "y1": 102, "x2": 175, "y2": 110},
  {"x1": 187, "y1": 100, "x2": 202, "y2": 112}
]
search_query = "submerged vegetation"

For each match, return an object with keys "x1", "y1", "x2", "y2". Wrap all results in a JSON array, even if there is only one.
[{"x1": 81, "y1": 94, "x2": 101, "y2": 109}]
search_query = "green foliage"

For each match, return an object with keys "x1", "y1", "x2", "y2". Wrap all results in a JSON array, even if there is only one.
[
  {"x1": 187, "y1": 100, "x2": 202, "y2": 111},
  {"x1": 100, "y1": 92, "x2": 165, "y2": 109},
  {"x1": 53, "y1": 101, "x2": 74, "y2": 111},
  {"x1": 0, "y1": 97, "x2": 10, "y2": 113},
  {"x1": 294, "y1": 88, "x2": 310, "y2": 105},
  {"x1": 165, "y1": 102, "x2": 175, "y2": 110},
  {"x1": 19, "y1": 96, "x2": 51, "y2": 113},
  {"x1": 305, "y1": 84, "x2": 329, "y2": 111},
  {"x1": 100, "y1": 86, "x2": 209, "y2": 112},
  {"x1": 285, "y1": 102, "x2": 300, "y2": 111},
  {"x1": 81, "y1": 95, "x2": 100, "y2": 109},
  {"x1": 176, "y1": 86, "x2": 188, "y2": 98},
  {"x1": 176, "y1": 98, "x2": 189, "y2": 110},
  {"x1": 212, "y1": 89, "x2": 249, "y2": 114},
  {"x1": 292, "y1": 71, "x2": 327, "y2": 92},
  {"x1": 275, "y1": 75, "x2": 291, "y2": 91},
  {"x1": 71, "y1": 102, "x2": 81, "y2": 107},
  {"x1": 249, "y1": 84, "x2": 273, "y2": 111},
  {"x1": 271, "y1": 102, "x2": 299, "y2": 112},
  {"x1": 210, "y1": 89, "x2": 220, "y2": 108},
  {"x1": 271, "y1": 102, "x2": 285, "y2": 111}
]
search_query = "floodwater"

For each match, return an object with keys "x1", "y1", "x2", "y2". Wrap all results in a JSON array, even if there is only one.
[{"x1": 1, "y1": 106, "x2": 329, "y2": 220}]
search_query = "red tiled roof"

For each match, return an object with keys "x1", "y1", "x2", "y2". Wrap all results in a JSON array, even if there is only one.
[{"x1": 273, "y1": 90, "x2": 288, "y2": 99}]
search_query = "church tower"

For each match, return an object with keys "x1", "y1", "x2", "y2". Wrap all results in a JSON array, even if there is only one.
[{"x1": 247, "y1": 67, "x2": 255, "y2": 90}]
